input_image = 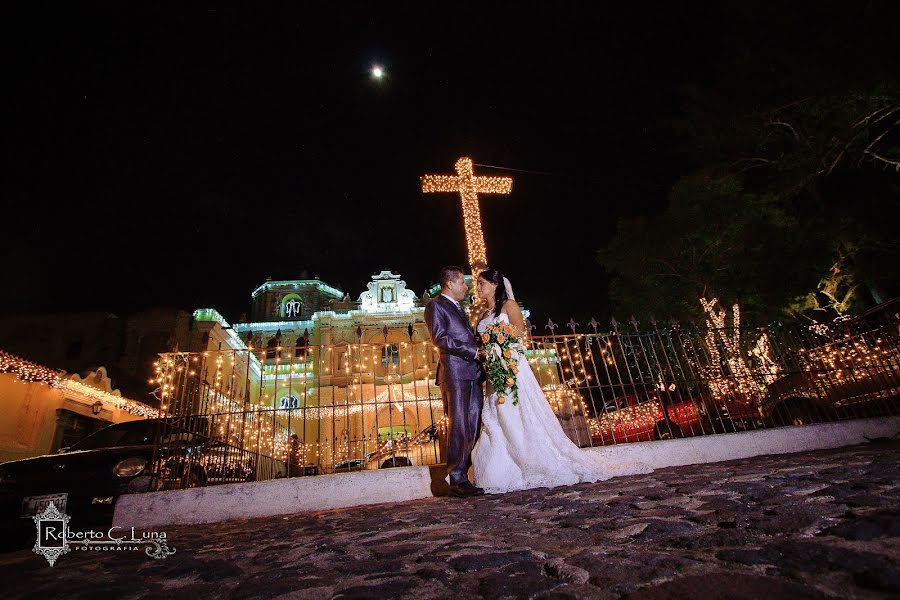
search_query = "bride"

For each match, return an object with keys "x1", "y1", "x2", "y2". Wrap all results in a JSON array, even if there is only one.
[{"x1": 471, "y1": 268, "x2": 638, "y2": 493}]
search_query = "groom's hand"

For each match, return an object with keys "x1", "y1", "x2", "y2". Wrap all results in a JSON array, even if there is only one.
[{"x1": 476, "y1": 349, "x2": 487, "y2": 361}]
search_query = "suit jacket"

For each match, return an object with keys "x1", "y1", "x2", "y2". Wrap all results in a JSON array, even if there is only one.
[{"x1": 424, "y1": 295, "x2": 483, "y2": 385}]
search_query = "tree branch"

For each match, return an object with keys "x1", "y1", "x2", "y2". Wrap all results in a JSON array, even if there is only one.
[
  {"x1": 825, "y1": 148, "x2": 846, "y2": 176},
  {"x1": 852, "y1": 104, "x2": 900, "y2": 130},
  {"x1": 767, "y1": 119, "x2": 800, "y2": 141},
  {"x1": 763, "y1": 96, "x2": 813, "y2": 116},
  {"x1": 863, "y1": 118, "x2": 900, "y2": 170}
]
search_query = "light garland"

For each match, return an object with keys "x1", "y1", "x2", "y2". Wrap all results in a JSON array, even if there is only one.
[
  {"x1": 152, "y1": 336, "x2": 577, "y2": 470},
  {"x1": 59, "y1": 379, "x2": 163, "y2": 419},
  {"x1": 1, "y1": 350, "x2": 161, "y2": 418},
  {"x1": 195, "y1": 393, "x2": 443, "y2": 470},
  {"x1": 556, "y1": 336, "x2": 594, "y2": 387},
  {"x1": 221, "y1": 382, "x2": 445, "y2": 420},
  {"x1": 694, "y1": 298, "x2": 779, "y2": 401},
  {"x1": 157, "y1": 351, "x2": 447, "y2": 458},
  {"x1": 544, "y1": 386, "x2": 590, "y2": 420},
  {"x1": 587, "y1": 400, "x2": 670, "y2": 438},
  {"x1": 749, "y1": 332, "x2": 780, "y2": 385},
  {"x1": 808, "y1": 321, "x2": 832, "y2": 337},
  {"x1": 436, "y1": 414, "x2": 449, "y2": 436},
  {"x1": 800, "y1": 333, "x2": 895, "y2": 400},
  {"x1": 275, "y1": 397, "x2": 445, "y2": 420},
  {"x1": 250, "y1": 279, "x2": 344, "y2": 300},
  {"x1": 0, "y1": 351, "x2": 59, "y2": 385}
]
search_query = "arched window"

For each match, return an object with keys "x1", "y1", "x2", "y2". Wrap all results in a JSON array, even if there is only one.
[{"x1": 381, "y1": 344, "x2": 399, "y2": 368}]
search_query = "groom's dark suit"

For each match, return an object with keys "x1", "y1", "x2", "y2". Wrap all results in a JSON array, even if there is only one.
[{"x1": 424, "y1": 294, "x2": 484, "y2": 486}]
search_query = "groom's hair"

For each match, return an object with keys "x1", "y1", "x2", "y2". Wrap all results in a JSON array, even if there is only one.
[{"x1": 439, "y1": 266, "x2": 465, "y2": 288}]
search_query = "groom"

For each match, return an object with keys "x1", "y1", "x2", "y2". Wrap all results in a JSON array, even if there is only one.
[{"x1": 424, "y1": 266, "x2": 486, "y2": 498}]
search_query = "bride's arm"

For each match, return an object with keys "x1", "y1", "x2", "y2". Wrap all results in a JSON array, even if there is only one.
[{"x1": 504, "y1": 300, "x2": 526, "y2": 337}]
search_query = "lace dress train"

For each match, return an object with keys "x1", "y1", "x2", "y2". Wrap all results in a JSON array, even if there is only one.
[{"x1": 472, "y1": 312, "x2": 650, "y2": 493}]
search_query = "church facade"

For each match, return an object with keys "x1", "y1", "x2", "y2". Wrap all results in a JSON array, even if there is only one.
[{"x1": 162, "y1": 271, "x2": 574, "y2": 475}]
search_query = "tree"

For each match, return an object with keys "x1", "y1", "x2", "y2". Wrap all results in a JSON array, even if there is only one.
[
  {"x1": 599, "y1": 173, "x2": 831, "y2": 324},
  {"x1": 601, "y1": 1, "x2": 899, "y2": 322}
]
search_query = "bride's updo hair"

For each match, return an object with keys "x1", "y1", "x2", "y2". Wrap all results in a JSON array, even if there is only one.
[{"x1": 479, "y1": 268, "x2": 508, "y2": 318}]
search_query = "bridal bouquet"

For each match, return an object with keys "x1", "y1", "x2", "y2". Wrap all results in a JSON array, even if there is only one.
[{"x1": 480, "y1": 321, "x2": 526, "y2": 406}]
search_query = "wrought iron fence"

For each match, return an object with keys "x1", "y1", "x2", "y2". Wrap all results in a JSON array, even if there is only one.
[{"x1": 148, "y1": 300, "x2": 900, "y2": 490}]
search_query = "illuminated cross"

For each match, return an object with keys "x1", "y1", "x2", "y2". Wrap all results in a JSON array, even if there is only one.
[{"x1": 421, "y1": 157, "x2": 513, "y2": 279}]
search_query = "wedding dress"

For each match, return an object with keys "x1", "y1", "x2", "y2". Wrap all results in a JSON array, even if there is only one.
[{"x1": 472, "y1": 311, "x2": 642, "y2": 493}]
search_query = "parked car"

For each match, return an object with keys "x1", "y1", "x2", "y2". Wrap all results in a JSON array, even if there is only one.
[
  {"x1": 332, "y1": 459, "x2": 366, "y2": 473},
  {"x1": 197, "y1": 442, "x2": 288, "y2": 484},
  {"x1": 325, "y1": 425, "x2": 441, "y2": 474},
  {"x1": 290, "y1": 465, "x2": 321, "y2": 477},
  {"x1": 763, "y1": 333, "x2": 900, "y2": 425},
  {"x1": 376, "y1": 456, "x2": 413, "y2": 468},
  {"x1": 365, "y1": 424, "x2": 440, "y2": 469},
  {"x1": 0, "y1": 417, "x2": 284, "y2": 539},
  {"x1": 589, "y1": 384, "x2": 724, "y2": 445}
]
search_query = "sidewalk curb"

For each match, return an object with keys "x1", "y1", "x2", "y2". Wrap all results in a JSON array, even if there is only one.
[{"x1": 113, "y1": 416, "x2": 900, "y2": 528}]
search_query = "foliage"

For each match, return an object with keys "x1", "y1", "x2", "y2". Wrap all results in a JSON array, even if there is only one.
[
  {"x1": 600, "y1": 2, "x2": 899, "y2": 323},
  {"x1": 599, "y1": 173, "x2": 831, "y2": 324}
]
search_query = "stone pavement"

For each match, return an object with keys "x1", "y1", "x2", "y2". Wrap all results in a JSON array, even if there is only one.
[{"x1": 1, "y1": 442, "x2": 898, "y2": 599}]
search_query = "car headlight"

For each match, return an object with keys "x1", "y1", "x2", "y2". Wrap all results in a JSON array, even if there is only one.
[{"x1": 112, "y1": 457, "x2": 148, "y2": 477}]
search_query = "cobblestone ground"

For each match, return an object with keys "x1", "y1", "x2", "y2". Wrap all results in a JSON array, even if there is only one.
[{"x1": 1, "y1": 442, "x2": 898, "y2": 599}]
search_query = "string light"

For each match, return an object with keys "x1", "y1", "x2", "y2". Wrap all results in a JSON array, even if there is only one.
[
  {"x1": 800, "y1": 333, "x2": 893, "y2": 399},
  {"x1": 808, "y1": 321, "x2": 832, "y2": 337},
  {"x1": 1, "y1": 350, "x2": 161, "y2": 418},
  {"x1": 153, "y1": 333, "x2": 573, "y2": 474},
  {"x1": 750, "y1": 332, "x2": 780, "y2": 385},
  {"x1": 155, "y1": 341, "x2": 447, "y2": 466},
  {"x1": 0, "y1": 350, "x2": 58, "y2": 385},
  {"x1": 156, "y1": 267, "x2": 607, "y2": 475},
  {"x1": 694, "y1": 298, "x2": 779, "y2": 401},
  {"x1": 588, "y1": 399, "x2": 677, "y2": 439},
  {"x1": 422, "y1": 157, "x2": 513, "y2": 317}
]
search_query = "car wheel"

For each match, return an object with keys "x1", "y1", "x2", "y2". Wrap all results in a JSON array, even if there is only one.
[
  {"x1": 717, "y1": 419, "x2": 739, "y2": 433},
  {"x1": 155, "y1": 466, "x2": 205, "y2": 491},
  {"x1": 771, "y1": 397, "x2": 819, "y2": 427},
  {"x1": 185, "y1": 469, "x2": 202, "y2": 487},
  {"x1": 654, "y1": 422, "x2": 682, "y2": 440},
  {"x1": 173, "y1": 468, "x2": 204, "y2": 489}
]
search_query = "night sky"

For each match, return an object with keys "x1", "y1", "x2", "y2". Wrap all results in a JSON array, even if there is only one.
[{"x1": 4, "y1": 3, "x2": 879, "y2": 325}]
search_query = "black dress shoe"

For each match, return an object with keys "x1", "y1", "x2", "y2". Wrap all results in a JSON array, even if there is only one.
[
  {"x1": 456, "y1": 481, "x2": 486, "y2": 496},
  {"x1": 448, "y1": 482, "x2": 483, "y2": 497},
  {"x1": 463, "y1": 481, "x2": 486, "y2": 496},
  {"x1": 448, "y1": 483, "x2": 473, "y2": 497}
]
